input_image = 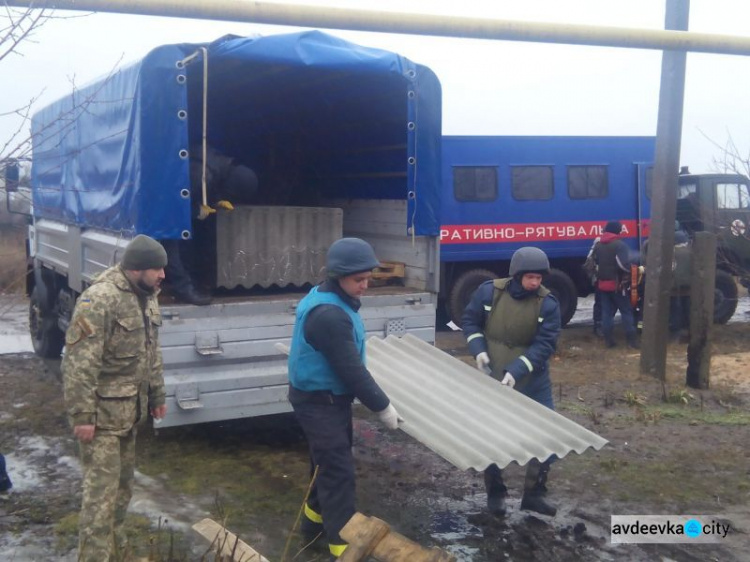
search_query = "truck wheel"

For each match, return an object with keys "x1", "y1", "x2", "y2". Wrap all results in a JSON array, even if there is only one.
[
  {"x1": 713, "y1": 270, "x2": 738, "y2": 325},
  {"x1": 29, "y1": 287, "x2": 65, "y2": 358},
  {"x1": 448, "y1": 269, "x2": 497, "y2": 326},
  {"x1": 543, "y1": 269, "x2": 578, "y2": 327}
]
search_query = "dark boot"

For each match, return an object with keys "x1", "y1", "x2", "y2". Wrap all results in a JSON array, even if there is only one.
[
  {"x1": 483, "y1": 464, "x2": 508, "y2": 517},
  {"x1": 520, "y1": 459, "x2": 556, "y2": 517},
  {"x1": 593, "y1": 321, "x2": 603, "y2": 337},
  {"x1": 626, "y1": 334, "x2": 640, "y2": 349},
  {"x1": 173, "y1": 284, "x2": 212, "y2": 306},
  {"x1": 0, "y1": 454, "x2": 11, "y2": 492}
]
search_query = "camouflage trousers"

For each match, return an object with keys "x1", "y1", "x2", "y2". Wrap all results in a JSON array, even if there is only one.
[{"x1": 78, "y1": 429, "x2": 137, "y2": 562}]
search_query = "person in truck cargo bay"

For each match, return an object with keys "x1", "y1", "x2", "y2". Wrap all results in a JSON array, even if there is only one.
[
  {"x1": 462, "y1": 246, "x2": 561, "y2": 518},
  {"x1": 288, "y1": 237, "x2": 403, "y2": 560},
  {"x1": 62, "y1": 235, "x2": 168, "y2": 562},
  {"x1": 162, "y1": 144, "x2": 258, "y2": 306}
]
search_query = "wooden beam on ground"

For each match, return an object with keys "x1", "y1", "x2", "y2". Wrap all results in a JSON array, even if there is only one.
[
  {"x1": 340, "y1": 512, "x2": 456, "y2": 562},
  {"x1": 192, "y1": 518, "x2": 271, "y2": 562},
  {"x1": 687, "y1": 232, "x2": 717, "y2": 389}
]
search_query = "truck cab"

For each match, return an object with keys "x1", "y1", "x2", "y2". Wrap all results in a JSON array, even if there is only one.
[{"x1": 676, "y1": 170, "x2": 750, "y2": 320}]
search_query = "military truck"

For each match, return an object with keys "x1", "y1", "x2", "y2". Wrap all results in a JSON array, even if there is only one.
[
  {"x1": 4, "y1": 31, "x2": 442, "y2": 428},
  {"x1": 675, "y1": 168, "x2": 750, "y2": 322}
]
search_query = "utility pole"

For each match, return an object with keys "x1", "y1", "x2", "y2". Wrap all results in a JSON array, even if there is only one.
[
  {"x1": 640, "y1": 0, "x2": 690, "y2": 379},
  {"x1": 6, "y1": 0, "x2": 750, "y2": 56}
]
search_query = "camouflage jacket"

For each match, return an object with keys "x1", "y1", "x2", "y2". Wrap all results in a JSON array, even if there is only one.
[{"x1": 62, "y1": 265, "x2": 165, "y2": 435}]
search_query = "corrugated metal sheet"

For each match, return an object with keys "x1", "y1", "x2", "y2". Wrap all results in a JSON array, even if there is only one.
[
  {"x1": 366, "y1": 334, "x2": 608, "y2": 470},
  {"x1": 216, "y1": 206, "x2": 342, "y2": 289}
]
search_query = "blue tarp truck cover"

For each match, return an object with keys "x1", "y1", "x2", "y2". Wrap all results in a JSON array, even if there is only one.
[{"x1": 30, "y1": 31, "x2": 442, "y2": 239}]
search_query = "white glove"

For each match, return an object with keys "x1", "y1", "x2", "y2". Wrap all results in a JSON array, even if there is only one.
[
  {"x1": 500, "y1": 372, "x2": 516, "y2": 389},
  {"x1": 475, "y1": 352, "x2": 491, "y2": 374},
  {"x1": 377, "y1": 404, "x2": 403, "y2": 430}
]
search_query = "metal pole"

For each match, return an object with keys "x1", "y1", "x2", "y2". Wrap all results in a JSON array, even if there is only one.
[
  {"x1": 640, "y1": 0, "x2": 689, "y2": 379},
  {"x1": 8, "y1": 0, "x2": 750, "y2": 56}
]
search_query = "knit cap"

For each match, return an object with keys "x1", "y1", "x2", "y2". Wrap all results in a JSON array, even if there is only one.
[{"x1": 121, "y1": 235, "x2": 168, "y2": 270}]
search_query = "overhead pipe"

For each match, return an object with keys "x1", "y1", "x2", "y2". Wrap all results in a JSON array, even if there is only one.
[{"x1": 8, "y1": 0, "x2": 750, "y2": 56}]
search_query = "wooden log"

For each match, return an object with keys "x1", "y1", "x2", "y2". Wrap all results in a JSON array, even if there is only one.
[
  {"x1": 686, "y1": 232, "x2": 717, "y2": 389},
  {"x1": 339, "y1": 512, "x2": 456, "y2": 562},
  {"x1": 192, "y1": 518, "x2": 271, "y2": 562},
  {"x1": 338, "y1": 513, "x2": 391, "y2": 562}
]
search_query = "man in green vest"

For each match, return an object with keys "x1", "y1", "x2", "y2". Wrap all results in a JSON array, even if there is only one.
[{"x1": 462, "y1": 246, "x2": 562, "y2": 518}]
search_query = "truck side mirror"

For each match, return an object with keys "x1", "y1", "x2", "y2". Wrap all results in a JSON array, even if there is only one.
[{"x1": 3, "y1": 160, "x2": 19, "y2": 193}]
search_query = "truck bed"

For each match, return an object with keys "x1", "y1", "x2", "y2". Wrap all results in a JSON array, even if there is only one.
[{"x1": 157, "y1": 284, "x2": 435, "y2": 427}]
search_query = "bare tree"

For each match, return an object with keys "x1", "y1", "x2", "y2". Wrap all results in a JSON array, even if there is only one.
[{"x1": 700, "y1": 129, "x2": 750, "y2": 178}]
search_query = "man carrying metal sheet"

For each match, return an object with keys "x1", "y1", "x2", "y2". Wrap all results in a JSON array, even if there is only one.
[
  {"x1": 462, "y1": 246, "x2": 561, "y2": 517},
  {"x1": 287, "y1": 237, "x2": 403, "y2": 560}
]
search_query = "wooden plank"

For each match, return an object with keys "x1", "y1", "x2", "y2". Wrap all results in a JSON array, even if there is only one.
[
  {"x1": 192, "y1": 518, "x2": 270, "y2": 562},
  {"x1": 374, "y1": 532, "x2": 457, "y2": 562},
  {"x1": 339, "y1": 513, "x2": 457, "y2": 562},
  {"x1": 372, "y1": 262, "x2": 406, "y2": 280},
  {"x1": 687, "y1": 232, "x2": 717, "y2": 389},
  {"x1": 338, "y1": 512, "x2": 391, "y2": 562}
]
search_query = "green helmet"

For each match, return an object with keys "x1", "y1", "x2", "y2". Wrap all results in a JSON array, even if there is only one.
[
  {"x1": 326, "y1": 238, "x2": 380, "y2": 278},
  {"x1": 509, "y1": 247, "x2": 550, "y2": 276}
]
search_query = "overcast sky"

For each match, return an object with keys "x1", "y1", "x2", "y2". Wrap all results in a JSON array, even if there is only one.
[{"x1": 2, "y1": 0, "x2": 750, "y2": 172}]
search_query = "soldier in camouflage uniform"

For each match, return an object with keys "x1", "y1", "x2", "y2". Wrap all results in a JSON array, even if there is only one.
[{"x1": 62, "y1": 235, "x2": 168, "y2": 562}]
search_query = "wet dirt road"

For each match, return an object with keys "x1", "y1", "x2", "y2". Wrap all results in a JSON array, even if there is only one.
[{"x1": 1, "y1": 293, "x2": 749, "y2": 561}]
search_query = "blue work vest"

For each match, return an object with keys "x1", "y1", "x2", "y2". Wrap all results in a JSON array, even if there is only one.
[{"x1": 288, "y1": 286, "x2": 366, "y2": 395}]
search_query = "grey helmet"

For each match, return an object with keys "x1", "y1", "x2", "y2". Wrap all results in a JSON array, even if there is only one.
[
  {"x1": 509, "y1": 246, "x2": 550, "y2": 276},
  {"x1": 326, "y1": 238, "x2": 380, "y2": 278}
]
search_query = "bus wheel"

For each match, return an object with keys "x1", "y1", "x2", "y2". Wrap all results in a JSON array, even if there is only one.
[
  {"x1": 448, "y1": 269, "x2": 496, "y2": 327},
  {"x1": 543, "y1": 269, "x2": 577, "y2": 327}
]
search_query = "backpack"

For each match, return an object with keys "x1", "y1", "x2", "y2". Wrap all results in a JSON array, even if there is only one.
[{"x1": 582, "y1": 243, "x2": 598, "y2": 281}]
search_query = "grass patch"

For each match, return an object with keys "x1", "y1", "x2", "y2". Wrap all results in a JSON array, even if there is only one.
[
  {"x1": 54, "y1": 512, "x2": 79, "y2": 552},
  {"x1": 637, "y1": 404, "x2": 750, "y2": 425},
  {"x1": 135, "y1": 422, "x2": 311, "y2": 553},
  {"x1": 560, "y1": 448, "x2": 750, "y2": 510}
]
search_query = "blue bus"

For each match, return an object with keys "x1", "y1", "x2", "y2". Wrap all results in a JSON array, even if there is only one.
[{"x1": 440, "y1": 135, "x2": 656, "y2": 325}]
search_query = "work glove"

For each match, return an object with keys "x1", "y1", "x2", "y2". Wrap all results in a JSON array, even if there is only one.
[
  {"x1": 197, "y1": 204, "x2": 216, "y2": 220},
  {"x1": 500, "y1": 372, "x2": 516, "y2": 389},
  {"x1": 475, "y1": 352, "x2": 491, "y2": 374},
  {"x1": 215, "y1": 200, "x2": 235, "y2": 211},
  {"x1": 377, "y1": 404, "x2": 403, "y2": 430}
]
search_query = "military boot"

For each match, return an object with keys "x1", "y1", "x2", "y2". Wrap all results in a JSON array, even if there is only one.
[
  {"x1": 0, "y1": 454, "x2": 12, "y2": 492},
  {"x1": 483, "y1": 464, "x2": 508, "y2": 517},
  {"x1": 627, "y1": 334, "x2": 640, "y2": 349},
  {"x1": 520, "y1": 459, "x2": 557, "y2": 517}
]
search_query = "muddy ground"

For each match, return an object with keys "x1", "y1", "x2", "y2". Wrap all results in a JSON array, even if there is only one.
[{"x1": 1, "y1": 295, "x2": 749, "y2": 561}]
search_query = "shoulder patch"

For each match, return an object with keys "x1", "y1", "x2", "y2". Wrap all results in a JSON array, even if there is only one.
[{"x1": 76, "y1": 317, "x2": 95, "y2": 337}]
